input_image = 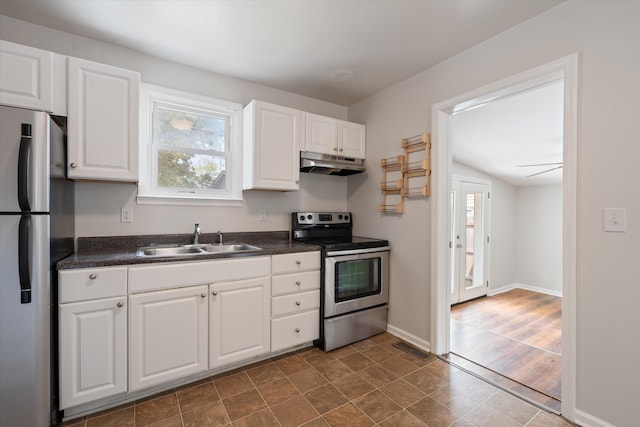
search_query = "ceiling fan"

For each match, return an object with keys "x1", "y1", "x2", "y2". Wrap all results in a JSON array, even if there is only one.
[{"x1": 517, "y1": 162, "x2": 563, "y2": 178}]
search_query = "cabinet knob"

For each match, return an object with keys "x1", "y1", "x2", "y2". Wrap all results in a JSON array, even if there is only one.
[
  {"x1": 295, "y1": 328, "x2": 301, "y2": 333},
  {"x1": 212, "y1": 290, "x2": 218, "y2": 296},
  {"x1": 70, "y1": 162, "x2": 77, "y2": 168},
  {"x1": 201, "y1": 293, "x2": 207, "y2": 298},
  {"x1": 295, "y1": 301, "x2": 301, "y2": 306},
  {"x1": 295, "y1": 180, "x2": 300, "y2": 184},
  {"x1": 89, "y1": 274, "x2": 97, "y2": 280},
  {"x1": 295, "y1": 281, "x2": 301, "y2": 286},
  {"x1": 339, "y1": 148, "x2": 344, "y2": 152},
  {"x1": 116, "y1": 302, "x2": 124, "y2": 308},
  {"x1": 333, "y1": 147, "x2": 338, "y2": 151},
  {"x1": 295, "y1": 260, "x2": 301, "y2": 265}
]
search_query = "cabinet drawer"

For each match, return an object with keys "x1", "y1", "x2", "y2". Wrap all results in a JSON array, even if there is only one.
[
  {"x1": 272, "y1": 270, "x2": 320, "y2": 296},
  {"x1": 272, "y1": 290, "x2": 320, "y2": 317},
  {"x1": 59, "y1": 267, "x2": 127, "y2": 303},
  {"x1": 271, "y1": 310, "x2": 319, "y2": 352},
  {"x1": 272, "y1": 251, "x2": 320, "y2": 275}
]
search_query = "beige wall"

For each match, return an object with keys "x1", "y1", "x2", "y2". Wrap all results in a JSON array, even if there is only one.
[
  {"x1": 347, "y1": 1, "x2": 640, "y2": 425},
  {"x1": 0, "y1": 15, "x2": 350, "y2": 238}
]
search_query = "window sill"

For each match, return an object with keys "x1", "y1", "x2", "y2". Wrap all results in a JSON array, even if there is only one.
[{"x1": 136, "y1": 194, "x2": 243, "y2": 207}]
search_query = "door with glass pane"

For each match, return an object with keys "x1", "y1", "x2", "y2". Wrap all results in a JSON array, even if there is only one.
[{"x1": 451, "y1": 179, "x2": 490, "y2": 304}]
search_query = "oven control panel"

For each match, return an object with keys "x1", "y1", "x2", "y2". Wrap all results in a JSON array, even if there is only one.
[{"x1": 294, "y1": 212, "x2": 351, "y2": 225}]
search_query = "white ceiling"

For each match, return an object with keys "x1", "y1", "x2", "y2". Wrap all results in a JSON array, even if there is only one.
[
  {"x1": 0, "y1": 0, "x2": 563, "y2": 106},
  {"x1": 452, "y1": 80, "x2": 564, "y2": 186},
  {"x1": 0, "y1": 0, "x2": 565, "y2": 185}
]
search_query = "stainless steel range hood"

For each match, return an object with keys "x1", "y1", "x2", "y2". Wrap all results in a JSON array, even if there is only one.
[{"x1": 300, "y1": 151, "x2": 365, "y2": 176}]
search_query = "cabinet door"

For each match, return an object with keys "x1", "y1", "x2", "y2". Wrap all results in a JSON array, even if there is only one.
[
  {"x1": 129, "y1": 286, "x2": 208, "y2": 391},
  {"x1": 305, "y1": 113, "x2": 338, "y2": 155},
  {"x1": 243, "y1": 100, "x2": 302, "y2": 190},
  {"x1": 0, "y1": 41, "x2": 53, "y2": 111},
  {"x1": 338, "y1": 120, "x2": 366, "y2": 159},
  {"x1": 68, "y1": 57, "x2": 140, "y2": 181},
  {"x1": 210, "y1": 277, "x2": 271, "y2": 368},
  {"x1": 59, "y1": 297, "x2": 127, "y2": 409}
]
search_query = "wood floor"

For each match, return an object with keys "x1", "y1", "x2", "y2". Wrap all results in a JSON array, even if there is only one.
[{"x1": 449, "y1": 288, "x2": 561, "y2": 412}]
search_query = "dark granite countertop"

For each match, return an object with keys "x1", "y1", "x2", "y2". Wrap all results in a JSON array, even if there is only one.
[{"x1": 57, "y1": 231, "x2": 321, "y2": 269}]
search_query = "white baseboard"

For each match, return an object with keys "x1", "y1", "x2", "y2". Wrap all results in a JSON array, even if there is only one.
[
  {"x1": 386, "y1": 324, "x2": 431, "y2": 353},
  {"x1": 488, "y1": 282, "x2": 562, "y2": 298},
  {"x1": 574, "y1": 409, "x2": 617, "y2": 427}
]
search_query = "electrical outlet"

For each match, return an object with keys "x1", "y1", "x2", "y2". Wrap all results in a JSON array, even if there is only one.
[
  {"x1": 259, "y1": 209, "x2": 267, "y2": 221},
  {"x1": 121, "y1": 207, "x2": 133, "y2": 223}
]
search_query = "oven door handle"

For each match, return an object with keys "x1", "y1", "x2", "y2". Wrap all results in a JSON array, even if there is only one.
[{"x1": 326, "y1": 246, "x2": 390, "y2": 257}]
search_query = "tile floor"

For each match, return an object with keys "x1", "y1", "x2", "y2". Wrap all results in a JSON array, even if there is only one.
[{"x1": 61, "y1": 333, "x2": 574, "y2": 426}]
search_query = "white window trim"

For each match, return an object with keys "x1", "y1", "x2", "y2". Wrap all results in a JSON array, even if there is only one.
[{"x1": 137, "y1": 83, "x2": 243, "y2": 206}]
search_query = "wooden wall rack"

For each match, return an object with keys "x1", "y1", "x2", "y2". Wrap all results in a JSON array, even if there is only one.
[
  {"x1": 379, "y1": 155, "x2": 404, "y2": 213},
  {"x1": 379, "y1": 132, "x2": 431, "y2": 214}
]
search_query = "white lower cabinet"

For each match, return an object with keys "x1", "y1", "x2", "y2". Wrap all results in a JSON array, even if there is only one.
[
  {"x1": 59, "y1": 251, "x2": 320, "y2": 411},
  {"x1": 129, "y1": 285, "x2": 209, "y2": 391},
  {"x1": 59, "y1": 296, "x2": 127, "y2": 409},
  {"x1": 209, "y1": 277, "x2": 271, "y2": 369},
  {"x1": 271, "y1": 252, "x2": 321, "y2": 352}
]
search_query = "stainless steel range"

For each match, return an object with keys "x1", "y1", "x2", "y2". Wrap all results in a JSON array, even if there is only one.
[{"x1": 292, "y1": 212, "x2": 390, "y2": 351}]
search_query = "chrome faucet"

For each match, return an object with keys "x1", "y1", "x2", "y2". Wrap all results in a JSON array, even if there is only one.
[
  {"x1": 217, "y1": 230, "x2": 223, "y2": 245},
  {"x1": 193, "y1": 223, "x2": 201, "y2": 245}
]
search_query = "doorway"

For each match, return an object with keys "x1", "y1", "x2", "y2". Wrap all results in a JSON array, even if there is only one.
[
  {"x1": 430, "y1": 54, "x2": 578, "y2": 420},
  {"x1": 450, "y1": 177, "x2": 490, "y2": 305}
]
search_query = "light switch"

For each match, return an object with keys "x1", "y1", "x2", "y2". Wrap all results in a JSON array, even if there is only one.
[{"x1": 603, "y1": 208, "x2": 626, "y2": 232}]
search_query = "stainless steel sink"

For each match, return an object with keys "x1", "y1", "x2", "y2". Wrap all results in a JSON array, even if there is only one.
[
  {"x1": 136, "y1": 243, "x2": 261, "y2": 257},
  {"x1": 201, "y1": 244, "x2": 261, "y2": 253}
]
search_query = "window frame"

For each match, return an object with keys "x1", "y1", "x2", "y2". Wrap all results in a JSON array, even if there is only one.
[{"x1": 137, "y1": 83, "x2": 243, "y2": 206}]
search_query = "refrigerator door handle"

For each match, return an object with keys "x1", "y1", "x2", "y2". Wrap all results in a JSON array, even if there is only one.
[
  {"x1": 18, "y1": 132, "x2": 32, "y2": 212},
  {"x1": 18, "y1": 214, "x2": 32, "y2": 304}
]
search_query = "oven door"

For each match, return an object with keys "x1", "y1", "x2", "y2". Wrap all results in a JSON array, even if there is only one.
[{"x1": 324, "y1": 248, "x2": 389, "y2": 317}]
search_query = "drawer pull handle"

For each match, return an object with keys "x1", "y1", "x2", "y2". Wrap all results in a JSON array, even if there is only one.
[
  {"x1": 295, "y1": 301, "x2": 301, "y2": 306},
  {"x1": 296, "y1": 260, "x2": 301, "y2": 265},
  {"x1": 116, "y1": 302, "x2": 124, "y2": 308},
  {"x1": 295, "y1": 328, "x2": 300, "y2": 333},
  {"x1": 296, "y1": 281, "x2": 301, "y2": 286},
  {"x1": 89, "y1": 274, "x2": 97, "y2": 280},
  {"x1": 201, "y1": 292, "x2": 207, "y2": 298},
  {"x1": 212, "y1": 290, "x2": 218, "y2": 296}
]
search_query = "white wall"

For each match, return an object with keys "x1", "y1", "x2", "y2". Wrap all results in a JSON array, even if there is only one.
[
  {"x1": 515, "y1": 185, "x2": 563, "y2": 294},
  {"x1": 452, "y1": 162, "x2": 517, "y2": 293},
  {"x1": 347, "y1": 1, "x2": 640, "y2": 425},
  {"x1": 0, "y1": 15, "x2": 349, "y2": 237}
]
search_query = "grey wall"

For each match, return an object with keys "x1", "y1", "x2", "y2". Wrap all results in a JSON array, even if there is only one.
[
  {"x1": 0, "y1": 15, "x2": 350, "y2": 237},
  {"x1": 515, "y1": 185, "x2": 563, "y2": 294},
  {"x1": 347, "y1": 1, "x2": 640, "y2": 425}
]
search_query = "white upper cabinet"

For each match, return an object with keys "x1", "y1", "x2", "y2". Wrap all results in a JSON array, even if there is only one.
[
  {"x1": 304, "y1": 113, "x2": 365, "y2": 159},
  {"x1": 304, "y1": 113, "x2": 337, "y2": 156},
  {"x1": 67, "y1": 57, "x2": 140, "y2": 181},
  {"x1": 243, "y1": 100, "x2": 302, "y2": 191},
  {"x1": 0, "y1": 40, "x2": 54, "y2": 112},
  {"x1": 338, "y1": 120, "x2": 366, "y2": 159}
]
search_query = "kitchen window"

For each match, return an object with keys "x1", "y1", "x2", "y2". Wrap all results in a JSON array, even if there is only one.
[{"x1": 137, "y1": 84, "x2": 242, "y2": 205}]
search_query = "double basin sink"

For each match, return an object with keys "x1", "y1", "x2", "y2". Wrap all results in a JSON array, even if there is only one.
[{"x1": 136, "y1": 243, "x2": 261, "y2": 258}]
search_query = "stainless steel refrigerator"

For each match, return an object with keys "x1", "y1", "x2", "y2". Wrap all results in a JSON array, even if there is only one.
[{"x1": 0, "y1": 105, "x2": 74, "y2": 426}]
